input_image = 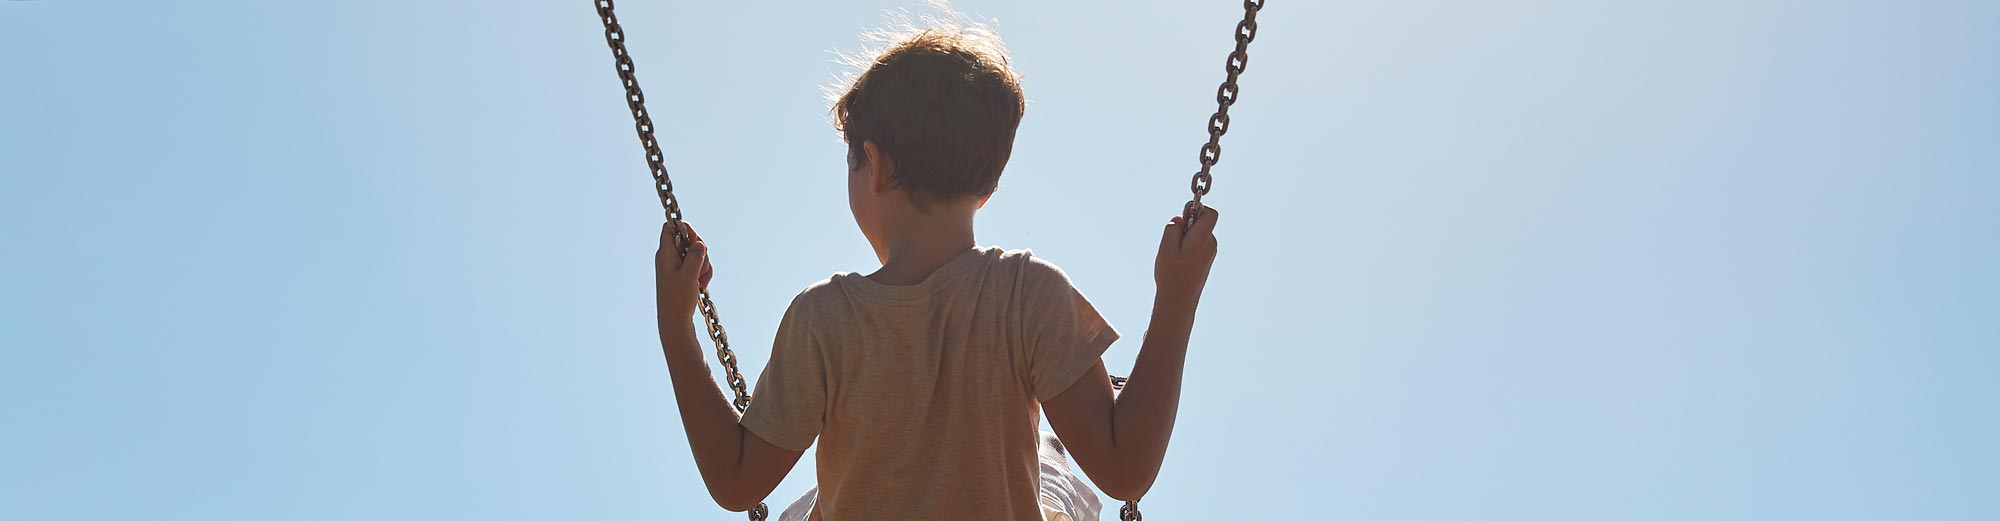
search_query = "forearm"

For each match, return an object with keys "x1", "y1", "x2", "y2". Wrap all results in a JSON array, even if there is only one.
[
  {"x1": 1108, "y1": 286, "x2": 1200, "y2": 494},
  {"x1": 657, "y1": 317, "x2": 753, "y2": 503}
]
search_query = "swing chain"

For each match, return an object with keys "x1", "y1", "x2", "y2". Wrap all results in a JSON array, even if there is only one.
[
  {"x1": 1125, "y1": 3, "x2": 1264, "y2": 519},
  {"x1": 594, "y1": 1, "x2": 764, "y2": 519},
  {"x1": 1186, "y1": 0, "x2": 1264, "y2": 222},
  {"x1": 593, "y1": 0, "x2": 752, "y2": 414},
  {"x1": 1122, "y1": 0, "x2": 1264, "y2": 391}
]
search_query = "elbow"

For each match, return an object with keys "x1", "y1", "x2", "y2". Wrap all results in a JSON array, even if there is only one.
[
  {"x1": 1093, "y1": 461, "x2": 1160, "y2": 502},
  {"x1": 710, "y1": 491, "x2": 764, "y2": 514},
  {"x1": 706, "y1": 479, "x2": 765, "y2": 513},
  {"x1": 1100, "y1": 484, "x2": 1143, "y2": 502},
  {"x1": 1098, "y1": 479, "x2": 1151, "y2": 503},
  {"x1": 715, "y1": 497, "x2": 764, "y2": 514}
]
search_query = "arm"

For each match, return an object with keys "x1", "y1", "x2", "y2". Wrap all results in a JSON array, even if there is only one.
[
  {"x1": 1042, "y1": 206, "x2": 1219, "y2": 501},
  {"x1": 656, "y1": 223, "x2": 805, "y2": 512}
]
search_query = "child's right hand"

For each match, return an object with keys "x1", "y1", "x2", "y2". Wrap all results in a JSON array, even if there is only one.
[
  {"x1": 1154, "y1": 205, "x2": 1220, "y2": 297},
  {"x1": 656, "y1": 222, "x2": 714, "y2": 320}
]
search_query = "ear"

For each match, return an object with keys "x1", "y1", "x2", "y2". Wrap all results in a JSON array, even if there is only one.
[
  {"x1": 976, "y1": 194, "x2": 990, "y2": 209},
  {"x1": 862, "y1": 141, "x2": 896, "y2": 195}
]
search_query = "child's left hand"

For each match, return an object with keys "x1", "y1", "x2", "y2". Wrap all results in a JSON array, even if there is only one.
[{"x1": 655, "y1": 221, "x2": 714, "y2": 319}]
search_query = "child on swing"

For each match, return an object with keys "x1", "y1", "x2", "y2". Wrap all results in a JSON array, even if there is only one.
[{"x1": 653, "y1": 17, "x2": 1219, "y2": 521}]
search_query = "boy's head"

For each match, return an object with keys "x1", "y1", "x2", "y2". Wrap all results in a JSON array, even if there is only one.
[{"x1": 832, "y1": 20, "x2": 1024, "y2": 215}]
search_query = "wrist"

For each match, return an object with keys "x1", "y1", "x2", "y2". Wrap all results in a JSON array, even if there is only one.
[
  {"x1": 656, "y1": 314, "x2": 708, "y2": 364},
  {"x1": 1155, "y1": 281, "x2": 1204, "y2": 302},
  {"x1": 1152, "y1": 284, "x2": 1203, "y2": 318},
  {"x1": 656, "y1": 293, "x2": 697, "y2": 322},
  {"x1": 657, "y1": 310, "x2": 698, "y2": 332}
]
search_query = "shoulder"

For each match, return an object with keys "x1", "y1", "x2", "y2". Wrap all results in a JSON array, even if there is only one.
[
  {"x1": 990, "y1": 247, "x2": 1079, "y2": 290},
  {"x1": 779, "y1": 277, "x2": 850, "y2": 323}
]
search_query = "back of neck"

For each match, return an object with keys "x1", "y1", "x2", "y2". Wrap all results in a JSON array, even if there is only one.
[{"x1": 867, "y1": 206, "x2": 978, "y2": 286}]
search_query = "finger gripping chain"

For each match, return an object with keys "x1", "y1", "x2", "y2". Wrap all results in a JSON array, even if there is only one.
[{"x1": 595, "y1": 1, "x2": 765, "y2": 518}]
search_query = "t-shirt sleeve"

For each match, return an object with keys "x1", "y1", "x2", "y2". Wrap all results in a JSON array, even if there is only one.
[
  {"x1": 738, "y1": 293, "x2": 827, "y2": 452},
  {"x1": 1021, "y1": 255, "x2": 1122, "y2": 402}
]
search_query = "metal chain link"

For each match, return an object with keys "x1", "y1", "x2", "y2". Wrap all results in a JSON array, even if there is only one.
[
  {"x1": 592, "y1": 1, "x2": 763, "y2": 519},
  {"x1": 1121, "y1": 499, "x2": 1145, "y2": 521}
]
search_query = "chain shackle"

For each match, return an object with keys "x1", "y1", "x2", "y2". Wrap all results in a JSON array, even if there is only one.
[{"x1": 595, "y1": 1, "x2": 767, "y2": 518}]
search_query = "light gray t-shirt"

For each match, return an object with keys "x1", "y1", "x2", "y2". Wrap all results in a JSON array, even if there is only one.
[{"x1": 740, "y1": 246, "x2": 1119, "y2": 521}]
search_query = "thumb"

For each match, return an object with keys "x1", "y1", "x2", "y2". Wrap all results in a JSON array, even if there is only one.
[
  {"x1": 679, "y1": 239, "x2": 709, "y2": 278},
  {"x1": 1160, "y1": 215, "x2": 1187, "y2": 254},
  {"x1": 657, "y1": 222, "x2": 684, "y2": 269}
]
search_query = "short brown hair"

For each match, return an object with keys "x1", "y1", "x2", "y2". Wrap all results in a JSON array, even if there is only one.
[{"x1": 832, "y1": 21, "x2": 1024, "y2": 206}]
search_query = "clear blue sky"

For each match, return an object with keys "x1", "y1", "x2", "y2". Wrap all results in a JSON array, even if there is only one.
[{"x1": 3, "y1": 1, "x2": 1995, "y2": 519}]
